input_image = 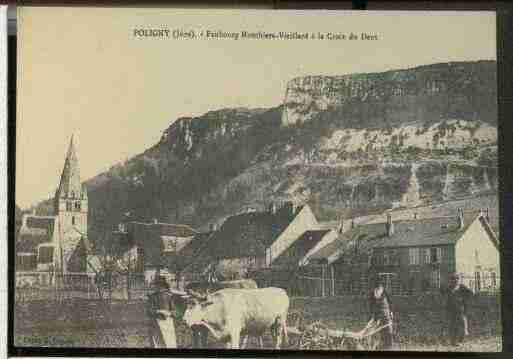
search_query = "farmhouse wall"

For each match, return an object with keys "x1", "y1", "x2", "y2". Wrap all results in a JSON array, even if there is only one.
[
  {"x1": 455, "y1": 218, "x2": 499, "y2": 278},
  {"x1": 371, "y1": 244, "x2": 454, "y2": 293}
]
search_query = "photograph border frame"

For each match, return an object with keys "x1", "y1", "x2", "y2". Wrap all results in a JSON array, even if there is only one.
[{"x1": 7, "y1": 1, "x2": 513, "y2": 357}]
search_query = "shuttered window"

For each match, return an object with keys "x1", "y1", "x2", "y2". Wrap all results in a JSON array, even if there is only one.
[
  {"x1": 409, "y1": 248, "x2": 420, "y2": 265},
  {"x1": 430, "y1": 269, "x2": 440, "y2": 288}
]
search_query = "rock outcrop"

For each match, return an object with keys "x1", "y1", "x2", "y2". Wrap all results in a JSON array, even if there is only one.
[
  {"x1": 282, "y1": 61, "x2": 496, "y2": 128},
  {"x1": 32, "y1": 61, "x2": 498, "y2": 244}
]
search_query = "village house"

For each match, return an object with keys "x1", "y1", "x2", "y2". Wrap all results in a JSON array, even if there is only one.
[
  {"x1": 370, "y1": 209, "x2": 499, "y2": 294},
  {"x1": 182, "y1": 202, "x2": 320, "y2": 281},
  {"x1": 113, "y1": 219, "x2": 202, "y2": 285},
  {"x1": 304, "y1": 208, "x2": 500, "y2": 296},
  {"x1": 16, "y1": 136, "x2": 90, "y2": 283}
]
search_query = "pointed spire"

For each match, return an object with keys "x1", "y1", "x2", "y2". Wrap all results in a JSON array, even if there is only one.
[
  {"x1": 56, "y1": 135, "x2": 82, "y2": 200},
  {"x1": 67, "y1": 134, "x2": 75, "y2": 159}
]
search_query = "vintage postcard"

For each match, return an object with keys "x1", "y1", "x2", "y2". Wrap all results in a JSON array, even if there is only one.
[{"x1": 14, "y1": 7, "x2": 500, "y2": 352}]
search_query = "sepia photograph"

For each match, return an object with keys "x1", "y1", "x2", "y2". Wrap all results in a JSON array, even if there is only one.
[{"x1": 14, "y1": 7, "x2": 500, "y2": 352}]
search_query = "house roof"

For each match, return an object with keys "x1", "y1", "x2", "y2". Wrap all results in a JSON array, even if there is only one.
[
  {"x1": 122, "y1": 221, "x2": 199, "y2": 267},
  {"x1": 273, "y1": 230, "x2": 330, "y2": 267},
  {"x1": 308, "y1": 211, "x2": 495, "y2": 263},
  {"x1": 370, "y1": 213, "x2": 478, "y2": 248},
  {"x1": 201, "y1": 209, "x2": 299, "y2": 259},
  {"x1": 307, "y1": 235, "x2": 348, "y2": 262},
  {"x1": 307, "y1": 226, "x2": 381, "y2": 264},
  {"x1": 127, "y1": 221, "x2": 198, "y2": 238},
  {"x1": 182, "y1": 205, "x2": 304, "y2": 272},
  {"x1": 166, "y1": 231, "x2": 214, "y2": 272},
  {"x1": 16, "y1": 216, "x2": 56, "y2": 253}
]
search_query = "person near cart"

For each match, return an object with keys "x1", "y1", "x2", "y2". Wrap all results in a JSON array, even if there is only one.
[{"x1": 366, "y1": 277, "x2": 395, "y2": 350}]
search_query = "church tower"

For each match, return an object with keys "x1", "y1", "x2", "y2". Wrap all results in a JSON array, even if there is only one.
[{"x1": 54, "y1": 135, "x2": 88, "y2": 241}]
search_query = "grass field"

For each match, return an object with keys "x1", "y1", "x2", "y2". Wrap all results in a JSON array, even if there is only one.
[{"x1": 14, "y1": 294, "x2": 501, "y2": 352}]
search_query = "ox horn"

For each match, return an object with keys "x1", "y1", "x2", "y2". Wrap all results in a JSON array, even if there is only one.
[{"x1": 169, "y1": 288, "x2": 189, "y2": 297}]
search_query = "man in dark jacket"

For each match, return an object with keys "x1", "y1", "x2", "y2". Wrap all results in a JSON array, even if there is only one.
[
  {"x1": 445, "y1": 272, "x2": 473, "y2": 346},
  {"x1": 146, "y1": 276, "x2": 185, "y2": 348},
  {"x1": 367, "y1": 277, "x2": 395, "y2": 350}
]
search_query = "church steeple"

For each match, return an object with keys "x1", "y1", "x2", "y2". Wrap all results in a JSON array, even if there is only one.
[
  {"x1": 53, "y1": 135, "x2": 89, "y2": 273},
  {"x1": 56, "y1": 135, "x2": 84, "y2": 201},
  {"x1": 54, "y1": 135, "x2": 88, "y2": 230}
]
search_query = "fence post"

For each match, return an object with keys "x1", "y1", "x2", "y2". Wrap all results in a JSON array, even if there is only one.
[
  {"x1": 321, "y1": 265, "x2": 325, "y2": 297},
  {"x1": 331, "y1": 266, "x2": 335, "y2": 296}
]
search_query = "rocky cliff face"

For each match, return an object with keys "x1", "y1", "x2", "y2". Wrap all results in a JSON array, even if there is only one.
[
  {"x1": 282, "y1": 61, "x2": 497, "y2": 128},
  {"x1": 34, "y1": 61, "x2": 498, "y2": 243}
]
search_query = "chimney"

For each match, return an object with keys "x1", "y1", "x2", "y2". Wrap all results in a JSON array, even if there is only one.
[
  {"x1": 457, "y1": 208, "x2": 464, "y2": 230},
  {"x1": 153, "y1": 218, "x2": 159, "y2": 224},
  {"x1": 413, "y1": 212, "x2": 418, "y2": 220},
  {"x1": 386, "y1": 213, "x2": 394, "y2": 237},
  {"x1": 209, "y1": 223, "x2": 217, "y2": 232},
  {"x1": 485, "y1": 208, "x2": 490, "y2": 222},
  {"x1": 268, "y1": 203, "x2": 277, "y2": 214},
  {"x1": 351, "y1": 219, "x2": 355, "y2": 229},
  {"x1": 118, "y1": 223, "x2": 126, "y2": 233}
]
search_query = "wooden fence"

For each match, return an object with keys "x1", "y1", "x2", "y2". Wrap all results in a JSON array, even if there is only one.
[
  {"x1": 15, "y1": 271, "x2": 195, "y2": 304},
  {"x1": 293, "y1": 272, "x2": 500, "y2": 297},
  {"x1": 15, "y1": 269, "x2": 499, "y2": 304}
]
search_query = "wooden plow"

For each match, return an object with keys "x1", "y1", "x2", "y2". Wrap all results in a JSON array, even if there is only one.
[{"x1": 286, "y1": 310, "x2": 392, "y2": 350}]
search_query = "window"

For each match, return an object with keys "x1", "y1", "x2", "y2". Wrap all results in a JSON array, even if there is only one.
[
  {"x1": 422, "y1": 248, "x2": 431, "y2": 264},
  {"x1": 72, "y1": 216, "x2": 75, "y2": 225},
  {"x1": 430, "y1": 247, "x2": 442, "y2": 263},
  {"x1": 421, "y1": 247, "x2": 442, "y2": 264},
  {"x1": 66, "y1": 201, "x2": 72, "y2": 211},
  {"x1": 491, "y1": 272, "x2": 497, "y2": 288},
  {"x1": 430, "y1": 269, "x2": 440, "y2": 289},
  {"x1": 75, "y1": 202, "x2": 81, "y2": 211},
  {"x1": 409, "y1": 248, "x2": 420, "y2": 265},
  {"x1": 38, "y1": 247, "x2": 54, "y2": 264}
]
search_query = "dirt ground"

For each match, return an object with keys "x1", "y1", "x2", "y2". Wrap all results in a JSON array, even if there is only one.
[{"x1": 14, "y1": 295, "x2": 501, "y2": 352}]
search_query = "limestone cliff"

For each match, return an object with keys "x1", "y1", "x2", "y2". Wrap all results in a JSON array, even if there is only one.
[
  {"x1": 282, "y1": 61, "x2": 496, "y2": 127},
  {"x1": 32, "y1": 60, "x2": 498, "y2": 244}
]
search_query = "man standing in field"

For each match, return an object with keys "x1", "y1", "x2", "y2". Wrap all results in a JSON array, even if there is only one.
[
  {"x1": 367, "y1": 277, "x2": 395, "y2": 350},
  {"x1": 445, "y1": 272, "x2": 473, "y2": 346},
  {"x1": 146, "y1": 276, "x2": 185, "y2": 348}
]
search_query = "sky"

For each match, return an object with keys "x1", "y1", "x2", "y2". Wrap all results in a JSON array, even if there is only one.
[{"x1": 16, "y1": 8, "x2": 496, "y2": 209}]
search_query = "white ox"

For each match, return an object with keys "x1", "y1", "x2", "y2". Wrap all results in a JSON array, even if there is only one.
[
  {"x1": 184, "y1": 279, "x2": 259, "y2": 348},
  {"x1": 182, "y1": 287, "x2": 289, "y2": 349}
]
